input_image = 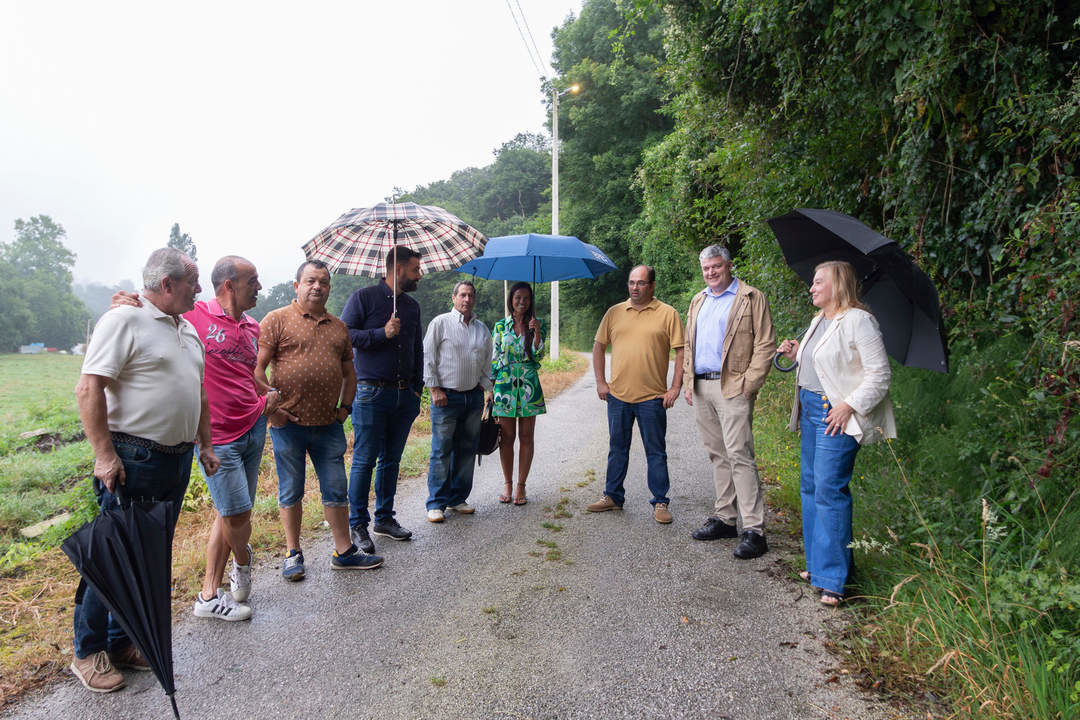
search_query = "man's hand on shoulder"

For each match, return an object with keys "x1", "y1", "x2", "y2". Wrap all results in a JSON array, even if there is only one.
[{"x1": 110, "y1": 290, "x2": 142, "y2": 310}]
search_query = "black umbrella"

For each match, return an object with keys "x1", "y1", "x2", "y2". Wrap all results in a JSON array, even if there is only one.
[
  {"x1": 62, "y1": 496, "x2": 182, "y2": 719},
  {"x1": 768, "y1": 208, "x2": 948, "y2": 373}
]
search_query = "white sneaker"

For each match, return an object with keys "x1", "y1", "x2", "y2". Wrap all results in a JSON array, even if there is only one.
[
  {"x1": 229, "y1": 544, "x2": 253, "y2": 602},
  {"x1": 193, "y1": 589, "x2": 252, "y2": 622},
  {"x1": 447, "y1": 502, "x2": 475, "y2": 514},
  {"x1": 426, "y1": 509, "x2": 445, "y2": 523}
]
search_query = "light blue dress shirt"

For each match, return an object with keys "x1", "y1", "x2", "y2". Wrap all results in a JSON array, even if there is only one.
[{"x1": 693, "y1": 278, "x2": 739, "y2": 374}]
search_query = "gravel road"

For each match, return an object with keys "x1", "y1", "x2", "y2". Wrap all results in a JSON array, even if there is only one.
[{"x1": 8, "y1": 357, "x2": 905, "y2": 720}]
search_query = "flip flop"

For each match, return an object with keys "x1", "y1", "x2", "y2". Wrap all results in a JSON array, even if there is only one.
[
  {"x1": 498, "y1": 494, "x2": 512, "y2": 504},
  {"x1": 513, "y1": 496, "x2": 528, "y2": 506}
]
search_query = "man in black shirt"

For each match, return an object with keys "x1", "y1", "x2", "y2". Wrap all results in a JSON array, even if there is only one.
[{"x1": 340, "y1": 246, "x2": 424, "y2": 551}]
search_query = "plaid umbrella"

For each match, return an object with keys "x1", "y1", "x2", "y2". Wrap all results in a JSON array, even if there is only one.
[{"x1": 304, "y1": 201, "x2": 486, "y2": 274}]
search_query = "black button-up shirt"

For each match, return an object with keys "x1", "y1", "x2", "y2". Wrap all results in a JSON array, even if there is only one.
[{"x1": 340, "y1": 280, "x2": 423, "y2": 393}]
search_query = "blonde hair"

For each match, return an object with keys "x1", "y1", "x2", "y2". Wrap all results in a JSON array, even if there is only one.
[{"x1": 814, "y1": 261, "x2": 869, "y2": 314}]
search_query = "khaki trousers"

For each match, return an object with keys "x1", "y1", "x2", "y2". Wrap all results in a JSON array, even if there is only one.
[{"x1": 693, "y1": 380, "x2": 765, "y2": 532}]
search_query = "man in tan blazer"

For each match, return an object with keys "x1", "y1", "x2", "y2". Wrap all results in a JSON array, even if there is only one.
[{"x1": 683, "y1": 244, "x2": 776, "y2": 558}]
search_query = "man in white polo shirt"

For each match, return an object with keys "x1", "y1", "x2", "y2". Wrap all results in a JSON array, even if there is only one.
[
  {"x1": 70, "y1": 248, "x2": 219, "y2": 694},
  {"x1": 422, "y1": 280, "x2": 493, "y2": 522}
]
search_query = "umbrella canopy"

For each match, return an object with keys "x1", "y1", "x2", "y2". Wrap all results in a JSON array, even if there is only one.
[
  {"x1": 62, "y1": 499, "x2": 182, "y2": 719},
  {"x1": 303, "y1": 202, "x2": 487, "y2": 277},
  {"x1": 768, "y1": 208, "x2": 948, "y2": 373},
  {"x1": 455, "y1": 233, "x2": 617, "y2": 283}
]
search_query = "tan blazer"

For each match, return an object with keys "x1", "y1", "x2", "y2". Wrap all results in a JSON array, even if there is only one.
[
  {"x1": 787, "y1": 307, "x2": 897, "y2": 445},
  {"x1": 683, "y1": 280, "x2": 776, "y2": 399}
]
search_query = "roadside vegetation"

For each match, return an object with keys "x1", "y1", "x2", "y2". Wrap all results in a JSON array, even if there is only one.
[{"x1": 0, "y1": 349, "x2": 586, "y2": 708}]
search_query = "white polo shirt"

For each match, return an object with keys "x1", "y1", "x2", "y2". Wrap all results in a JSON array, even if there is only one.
[{"x1": 81, "y1": 297, "x2": 205, "y2": 446}]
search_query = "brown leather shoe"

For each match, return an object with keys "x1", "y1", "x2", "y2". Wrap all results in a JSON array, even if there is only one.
[
  {"x1": 586, "y1": 495, "x2": 621, "y2": 512},
  {"x1": 653, "y1": 503, "x2": 673, "y2": 524},
  {"x1": 109, "y1": 644, "x2": 151, "y2": 672},
  {"x1": 70, "y1": 650, "x2": 125, "y2": 693}
]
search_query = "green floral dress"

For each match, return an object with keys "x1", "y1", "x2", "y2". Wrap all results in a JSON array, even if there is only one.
[{"x1": 491, "y1": 316, "x2": 546, "y2": 418}]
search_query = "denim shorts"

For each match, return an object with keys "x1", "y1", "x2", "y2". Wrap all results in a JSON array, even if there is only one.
[
  {"x1": 196, "y1": 415, "x2": 267, "y2": 517},
  {"x1": 270, "y1": 421, "x2": 348, "y2": 508}
]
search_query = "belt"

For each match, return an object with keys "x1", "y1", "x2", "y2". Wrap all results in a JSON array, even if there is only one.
[
  {"x1": 110, "y1": 432, "x2": 194, "y2": 455},
  {"x1": 695, "y1": 372, "x2": 723, "y2": 380},
  {"x1": 358, "y1": 379, "x2": 411, "y2": 390}
]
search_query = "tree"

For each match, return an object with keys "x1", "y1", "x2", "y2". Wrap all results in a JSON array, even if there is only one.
[
  {"x1": 168, "y1": 223, "x2": 197, "y2": 262},
  {"x1": 0, "y1": 215, "x2": 89, "y2": 349},
  {"x1": 248, "y1": 281, "x2": 296, "y2": 322}
]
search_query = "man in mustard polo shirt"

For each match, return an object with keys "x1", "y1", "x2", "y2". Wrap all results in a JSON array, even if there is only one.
[{"x1": 588, "y1": 265, "x2": 685, "y2": 524}]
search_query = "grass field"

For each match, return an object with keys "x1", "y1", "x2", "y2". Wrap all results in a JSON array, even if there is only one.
[{"x1": 0, "y1": 349, "x2": 588, "y2": 708}]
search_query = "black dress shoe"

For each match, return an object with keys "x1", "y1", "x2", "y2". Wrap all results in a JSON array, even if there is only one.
[
  {"x1": 372, "y1": 519, "x2": 413, "y2": 541},
  {"x1": 351, "y1": 524, "x2": 375, "y2": 554},
  {"x1": 733, "y1": 530, "x2": 768, "y2": 559},
  {"x1": 692, "y1": 517, "x2": 739, "y2": 541}
]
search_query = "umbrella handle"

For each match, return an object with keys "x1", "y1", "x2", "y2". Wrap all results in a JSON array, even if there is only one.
[{"x1": 773, "y1": 326, "x2": 809, "y2": 373}]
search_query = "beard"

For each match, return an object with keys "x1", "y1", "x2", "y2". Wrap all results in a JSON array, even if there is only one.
[{"x1": 400, "y1": 277, "x2": 419, "y2": 293}]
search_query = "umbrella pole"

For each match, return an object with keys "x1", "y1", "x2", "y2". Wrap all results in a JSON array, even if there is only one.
[
  {"x1": 392, "y1": 221, "x2": 398, "y2": 316},
  {"x1": 170, "y1": 693, "x2": 181, "y2": 719}
]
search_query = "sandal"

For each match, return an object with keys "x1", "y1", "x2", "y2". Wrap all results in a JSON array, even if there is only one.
[
  {"x1": 499, "y1": 483, "x2": 513, "y2": 503},
  {"x1": 512, "y1": 483, "x2": 527, "y2": 505},
  {"x1": 799, "y1": 570, "x2": 811, "y2": 582},
  {"x1": 820, "y1": 590, "x2": 843, "y2": 607}
]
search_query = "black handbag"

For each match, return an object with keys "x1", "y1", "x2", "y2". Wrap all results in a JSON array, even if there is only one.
[{"x1": 476, "y1": 396, "x2": 501, "y2": 462}]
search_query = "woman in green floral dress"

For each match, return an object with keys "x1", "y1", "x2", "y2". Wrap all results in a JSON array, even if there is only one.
[{"x1": 491, "y1": 282, "x2": 545, "y2": 505}]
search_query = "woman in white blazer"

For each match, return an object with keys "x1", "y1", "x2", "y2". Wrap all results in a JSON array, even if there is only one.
[{"x1": 777, "y1": 261, "x2": 896, "y2": 606}]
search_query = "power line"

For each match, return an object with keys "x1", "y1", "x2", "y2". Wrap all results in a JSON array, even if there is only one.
[
  {"x1": 503, "y1": 0, "x2": 546, "y2": 79},
  {"x1": 514, "y1": 0, "x2": 549, "y2": 77}
]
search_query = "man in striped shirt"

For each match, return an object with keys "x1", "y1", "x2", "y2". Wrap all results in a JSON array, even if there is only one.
[{"x1": 422, "y1": 281, "x2": 493, "y2": 522}]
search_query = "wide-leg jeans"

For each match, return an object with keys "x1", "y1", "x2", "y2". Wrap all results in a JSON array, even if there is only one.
[{"x1": 799, "y1": 388, "x2": 860, "y2": 595}]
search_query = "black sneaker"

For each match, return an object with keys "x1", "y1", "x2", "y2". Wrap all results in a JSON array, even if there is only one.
[
  {"x1": 372, "y1": 519, "x2": 412, "y2": 541},
  {"x1": 351, "y1": 524, "x2": 375, "y2": 554},
  {"x1": 692, "y1": 516, "x2": 739, "y2": 541},
  {"x1": 733, "y1": 530, "x2": 769, "y2": 559},
  {"x1": 331, "y1": 545, "x2": 384, "y2": 570}
]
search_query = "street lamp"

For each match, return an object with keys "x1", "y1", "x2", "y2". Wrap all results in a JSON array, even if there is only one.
[{"x1": 550, "y1": 83, "x2": 579, "y2": 360}]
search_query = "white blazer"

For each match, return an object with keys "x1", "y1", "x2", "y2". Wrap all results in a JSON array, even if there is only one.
[{"x1": 787, "y1": 307, "x2": 897, "y2": 445}]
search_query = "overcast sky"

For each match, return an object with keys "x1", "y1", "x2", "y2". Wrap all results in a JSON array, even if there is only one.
[{"x1": 1, "y1": 0, "x2": 582, "y2": 289}]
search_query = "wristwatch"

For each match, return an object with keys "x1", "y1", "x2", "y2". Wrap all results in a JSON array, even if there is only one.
[{"x1": 337, "y1": 404, "x2": 352, "y2": 416}]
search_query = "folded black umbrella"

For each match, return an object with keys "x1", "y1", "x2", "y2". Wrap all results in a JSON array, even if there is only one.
[
  {"x1": 62, "y1": 496, "x2": 182, "y2": 719},
  {"x1": 768, "y1": 208, "x2": 948, "y2": 373}
]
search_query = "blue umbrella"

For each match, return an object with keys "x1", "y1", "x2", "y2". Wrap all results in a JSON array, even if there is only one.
[{"x1": 454, "y1": 233, "x2": 617, "y2": 282}]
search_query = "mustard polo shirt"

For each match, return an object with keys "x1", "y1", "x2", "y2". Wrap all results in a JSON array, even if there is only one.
[{"x1": 595, "y1": 298, "x2": 686, "y2": 404}]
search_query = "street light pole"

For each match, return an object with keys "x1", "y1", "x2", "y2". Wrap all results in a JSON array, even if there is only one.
[{"x1": 551, "y1": 83, "x2": 578, "y2": 361}]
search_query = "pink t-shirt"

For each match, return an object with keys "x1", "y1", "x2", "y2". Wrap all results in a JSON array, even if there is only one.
[{"x1": 184, "y1": 299, "x2": 266, "y2": 445}]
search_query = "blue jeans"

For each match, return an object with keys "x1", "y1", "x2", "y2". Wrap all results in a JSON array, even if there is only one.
[
  {"x1": 271, "y1": 422, "x2": 348, "y2": 507},
  {"x1": 197, "y1": 415, "x2": 267, "y2": 517},
  {"x1": 604, "y1": 395, "x2": 670, "y2": 506},
  {"x1": 426, "y1": 387, "x2": 484, "y2": 511},
  {"x1": 349, "y1": 383, "x2": 421, "y2": 527},
  {"x1": 73, "y1": 437, "x2": 193, "y2": 659},
  {"x1": 799, "y1": 388, "x2": 860, "y2": 595}
]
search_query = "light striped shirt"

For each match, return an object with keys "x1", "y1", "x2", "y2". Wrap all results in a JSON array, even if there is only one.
[{"x1": 423, "y1": 309, "x2": 493, "y2": 392}]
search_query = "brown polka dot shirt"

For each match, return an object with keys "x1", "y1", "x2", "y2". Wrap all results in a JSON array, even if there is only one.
[{"x1": 259, "y1": 301, "x2": 353, "y2": 426}]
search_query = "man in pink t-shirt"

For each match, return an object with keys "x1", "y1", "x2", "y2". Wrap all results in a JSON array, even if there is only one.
[
  {"x1": 116, "y1": 255, "x2": 284, "y2": 620},
  {"x1": 184, "y1": 257, "x2": 290, "y2": 620}
]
